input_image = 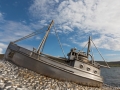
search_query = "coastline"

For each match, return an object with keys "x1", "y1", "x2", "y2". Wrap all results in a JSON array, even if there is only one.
[{"x1": 97, "y1": 61, "x2": 120, "y2": 67}]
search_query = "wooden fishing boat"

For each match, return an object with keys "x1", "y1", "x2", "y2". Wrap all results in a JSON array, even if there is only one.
[{"x1": 4, "y1": 20, "x2": 109, "y2": 87}]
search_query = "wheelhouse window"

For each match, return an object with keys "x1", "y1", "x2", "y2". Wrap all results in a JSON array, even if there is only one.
[{"x1": 72, "y1": 52, "x2": 74, "y2": 55}]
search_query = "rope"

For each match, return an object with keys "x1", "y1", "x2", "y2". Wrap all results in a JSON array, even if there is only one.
[
  {"x1": 13, "y1": 25, "x2": 48, "y2": 43},
  {"x1": 53, "y1": 25, "x2": 66, "y2": 58},
  {"x1": 91, "y1": 39, "x2": 110, "y2": 68}
]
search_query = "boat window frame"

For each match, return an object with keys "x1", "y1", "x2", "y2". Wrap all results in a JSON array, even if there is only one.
[
  {"x1": 79, "y1": 64, "x2": 84, "y2": 69},
  {"x1": 87, "y1": 67, "x2": 90, "y2": 71},
  {"x1": 94, "y1": 70, "x2": 97, "y2": 74}
]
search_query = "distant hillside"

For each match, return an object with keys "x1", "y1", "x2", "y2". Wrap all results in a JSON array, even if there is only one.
[
  {"x1": 97, "y1": 61, "x2": 120, "y2": 67},
  {"x1": 0, "y1": 54, "x2": 4, "y2": 59}
]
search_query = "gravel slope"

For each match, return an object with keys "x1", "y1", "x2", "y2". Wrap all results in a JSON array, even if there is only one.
[{"x1": 0, "y1": 59, "x2": 119, "y2": 90}]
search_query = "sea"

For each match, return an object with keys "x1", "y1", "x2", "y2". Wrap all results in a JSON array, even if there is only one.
[{"x1": 101, "y1": 67, "x2": 120, "y2": 87}]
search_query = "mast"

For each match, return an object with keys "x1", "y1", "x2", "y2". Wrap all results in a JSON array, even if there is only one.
[
  {"x1": 87, "y1": 36, "x2": 91, "y2": 58},
  {"x1": 37, "y1": 20, "x2": 54, "y2": 54}
]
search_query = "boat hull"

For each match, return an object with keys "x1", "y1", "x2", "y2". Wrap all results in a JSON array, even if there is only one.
[{"x1": 4, "y1": 43, "x2": 103, "y2": 87}]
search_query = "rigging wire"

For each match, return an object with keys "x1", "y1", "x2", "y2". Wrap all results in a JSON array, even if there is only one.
[
  {"x1": 90, "y1": 44, "x2": 94, "y2": 64},
  {"x1": 13, "y1": 25, "x2": 48, "y2": 43},
  {"x1": 53, "y1": 25, "x2": 66, "y2": 58},
  {"x1": 14, "y1": 30, "x2": 46, "y2": 43},
  {"x1": 91, "y1": 39, "x2": 110, "y2": 68},
  {"x1": 40, "y1": 30, "x2": 49, "y2": 52},
  {"x1": 81, "y1": 42, "x2": 88, "y2": 51},
  {"x1": 90, "y1": 37, "x2": 94, "y2": 64},
  {"x1": 37, "y1": 20, "x2": 54, "y2": 54}
]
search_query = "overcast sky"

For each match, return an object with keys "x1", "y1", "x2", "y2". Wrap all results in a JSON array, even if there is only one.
[{"x1": 0, "y1": 0, "x2": 120, "y2": 61}]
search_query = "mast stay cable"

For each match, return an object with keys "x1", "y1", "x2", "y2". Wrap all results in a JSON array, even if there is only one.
[
  {"x1": 91, "y1": 45, "x2": 94, "y2": 64},
  {"x1": 13, "y1": 20, "x2": 66, "y2": 58},
  {"x1": 80, "y1": 36, "x2": 110, "y2": 68},
  {"x1": 37, "y1": 20, "x2": 54, "y2": 54},
  {"x1": 53, "y1": 25, "x2": 66, "y2": 58},
  {"x1": 81, "y1": 42, "x2": 88, "y2": 51},
  {"x1": 13, "y1": 25, "x2": 48, "y2": 43},
  {"x1": 91, "y1": 39, "x2": 110, "y2": 68}
]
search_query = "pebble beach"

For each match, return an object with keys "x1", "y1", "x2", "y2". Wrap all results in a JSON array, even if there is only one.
[{"x1": 0, "y1": 59, "x2": 119, "y2": 90}]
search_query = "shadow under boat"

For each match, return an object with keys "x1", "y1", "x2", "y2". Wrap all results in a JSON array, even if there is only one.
[{"x1": 4, "y1": 20, "x2": 109, "y2": 87}]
